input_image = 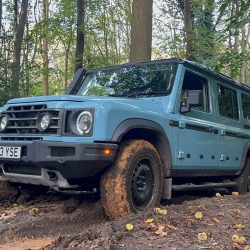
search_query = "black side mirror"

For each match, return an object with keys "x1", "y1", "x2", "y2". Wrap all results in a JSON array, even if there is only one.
[
  {"x1": 64, "y1": 68, "x2": 86, "y2": 95},
  {"x1": 180, "y1": 90, "x2": 203, "y2": 113}
]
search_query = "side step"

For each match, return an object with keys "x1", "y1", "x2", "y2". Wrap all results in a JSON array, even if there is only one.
[{"x1": 172, "y1": 181, "x2": 237, "y2": 192}]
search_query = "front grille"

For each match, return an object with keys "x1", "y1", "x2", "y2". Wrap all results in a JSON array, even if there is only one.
[{"x1": 1, "y1": 104, "x2": 62, "y2": 136}]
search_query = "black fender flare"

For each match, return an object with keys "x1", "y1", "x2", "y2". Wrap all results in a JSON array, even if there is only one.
[
  {"x1": 111, "y1": 118, "x2": 165, "y2": 142},
  {"x1": 111, "y1": 118, "x2": 172, "y2": 177},
  {"x1": 239, "y1": 142, "x2": 250, "y2": 175}
]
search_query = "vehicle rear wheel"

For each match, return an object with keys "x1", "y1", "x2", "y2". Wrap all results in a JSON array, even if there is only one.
[
  {"x1": 234, "y1": 158, "x2": 250, "y2": 194},
  {"x1": 100, "y1": 140, "x2": 163, "y2": 219}
]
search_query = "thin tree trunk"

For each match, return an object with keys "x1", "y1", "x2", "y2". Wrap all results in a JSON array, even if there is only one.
[
  {"x1": 129, "y1": 0, "x2": 153, "y2": 62},
  {"x1": 75, "y1": 0, "x2": 85, "y2": 71},
  {"x1": 184, "y1": 0, "x2": 194, "y2": 60},
  {"x1": 64, "y1": 46, "x2": 70, "y2": 90},
  {"x1": 234, "y1": 1, "x2": 240, "y2": 54},
  {"x1": 42, "y1": 0, "x2": 49, "y2": 95},
  {"x1": 24, "y1": 19, "x2": 29, "y2": 96},
  {"x1": 0, "y1": 0, "x2": 2, "y2": 36},
  {"x1": 239, "y1": 24, "x2": 250, "y2": 83},
  {"x1": 11, "y1": 0, "x2": 28, "y2": 98}
]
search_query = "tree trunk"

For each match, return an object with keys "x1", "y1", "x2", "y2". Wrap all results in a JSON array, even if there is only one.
[
  {"x1": 0, "y1": 0, "x2": 2, "y2": 36},
  {"x1": 239, "y1": 24, "x2": 250, "y2": 83},
  {"x1": 129, "y1": 0, "x2": 153, "y2": 62},
  {"x1": 75, "y1": 0, "x2": 85, "y2": 71},
  {"x1": 234, "y1": 1, "x2": 240, "y2": 54},
  {"x1": 64, "y1": 46, "x2": 70, "y2": 90},
  {"x1": 11, "y1": 0, "x2": 28, "y2": 98},
  {"x1": 42, "y1": 0, "x2": 49, "y2": 96},
  {"x1": 184, "y1": 0, "x2": 194, "y2": 60}
]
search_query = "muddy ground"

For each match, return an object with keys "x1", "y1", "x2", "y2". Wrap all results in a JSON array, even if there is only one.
[{"x1": 0, "y1": 183, "x2": 249, "y2": 250}]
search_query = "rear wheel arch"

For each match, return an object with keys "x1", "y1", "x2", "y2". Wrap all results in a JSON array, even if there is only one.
[{"x1": 239, "y1": 142, "x2": 250, "y2": 175}]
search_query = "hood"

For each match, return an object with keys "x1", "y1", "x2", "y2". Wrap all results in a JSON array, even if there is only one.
[
  {"x1": 6, "y1": 94, "x2": 171, "y2": 113},
  {"x1": 7, "y1": 95, "x2": 97, "y2": 104}
]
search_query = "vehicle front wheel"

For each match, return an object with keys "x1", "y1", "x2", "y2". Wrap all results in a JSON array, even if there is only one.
[{"x1": 100, "y1": 140, "x2": 163, "y2": 219}]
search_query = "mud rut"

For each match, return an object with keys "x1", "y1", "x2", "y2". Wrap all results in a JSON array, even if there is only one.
[{"x1": 0, "y1": 183, "x2": 249, "y2": 250}]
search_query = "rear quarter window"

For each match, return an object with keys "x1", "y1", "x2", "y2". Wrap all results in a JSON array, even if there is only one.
[
  {"x1": 241, "y1": 93, "x2": 250, "y2": 120},
  {"x1": 218, "y1": 85, "x2": 239, "y2": 120}
]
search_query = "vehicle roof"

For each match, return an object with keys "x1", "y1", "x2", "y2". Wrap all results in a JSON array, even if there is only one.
[{"x1": 87, "y1": 58, "x2": 250, "y2": 94}]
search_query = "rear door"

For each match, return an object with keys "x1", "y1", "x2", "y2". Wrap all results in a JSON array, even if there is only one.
[{"x1": 216, "y1": 84, "x2": 246, "y2": 171}]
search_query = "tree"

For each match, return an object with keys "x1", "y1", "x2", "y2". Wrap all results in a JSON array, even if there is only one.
[
  {"x1": 11, "y1": 0, "x2": 28, "y2": 98},
  {"x1": 183, "y1": 0, "x2": 194, "y2": 60},
  {"x1": 129, "y1": 0, "x2": 153, "y2": 62},
  {"x1": 42, "y1": 0, "x2": 49, "y2": 95},
  {"x1": 75, "y1": 0, "x2": 85, "y2": 71}
]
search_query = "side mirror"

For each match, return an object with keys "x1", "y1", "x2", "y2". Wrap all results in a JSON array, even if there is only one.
[{"x1": 180, "y1": 90, "x2": 203, "y2": 113}]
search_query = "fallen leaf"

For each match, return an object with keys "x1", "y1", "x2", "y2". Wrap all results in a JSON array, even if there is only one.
[
  {"x1": 198, "y1": 232, "x2": 207, "y2": 241},
  {"x1": 232, "y1": 234, "x2": 239, "y2": 242},
  {"x1": 233, "y1": 209, "x2": 241, "y2": 216},
  {"x1": 158, "y1": 209, "x2": 168, "y2": 215},
  {"x1": 188, "y1": 205, "x2": 202, "y2": 209},
  {"x1": 125, "y1": 224, "x2": 134, "y2": 231},
  {"x1": 28, "y1": 207, "x2": 39, "y2": 215},
  {"x1": 167, "y1": 225, "x2": 178, "y2": 231},
  {"x1": 155, "y1": 218, "x2": 163, "y2": 223},
  {"x1": 145, "y1": 218, "x2": 154, "y2": 223},
  {"x1": 155, "y1": 226, "x2": 167, "y2": 236},
  {"x1": 235, "y1": 223, "x2": 245, "y2": 229},
  {"x1": 212, "y1": 217, "x2": 220, "y2": 223},
  {"x1": 238, "y1": 236, "x2": 246, "y2": 245},
  {"x1": 215, "y1": 193, "x2": 222, "y2": 198},
  {"x1": 232, "y1": 192, "x2": 239, "y2": 196},
  {"x1": 154, "y1": 208, "x2": 168, "y2": 215},
  {"x1": 214, "y1": 246, "x2": 223, "y2": 250},
  {"x1": 154, "y1": 208, "x2": 161, "y2": 213},
  {"x1": 195, "y1": 211, "x2": 203, "y2": 220}
]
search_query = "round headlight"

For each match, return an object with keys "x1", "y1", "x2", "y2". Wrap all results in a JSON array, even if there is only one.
[
  {"x1": 37, "y1": 113, "x2": 51, "y2": 131},
  {"x1": 0, "y1": 115, "x2": 8, "y2": 132},
  {"x1": 76, "y1": 111, "x2": 93, "y2": 135}
]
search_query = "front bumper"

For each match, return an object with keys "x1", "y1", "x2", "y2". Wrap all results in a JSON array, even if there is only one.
[{"x1": 0, "y1": 140, "x2": 117, "y2": 180}]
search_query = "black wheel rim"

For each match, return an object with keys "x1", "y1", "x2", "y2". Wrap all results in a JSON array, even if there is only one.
[{"x1": 131, "y1": 158, "x2": 155, "y2": 210}]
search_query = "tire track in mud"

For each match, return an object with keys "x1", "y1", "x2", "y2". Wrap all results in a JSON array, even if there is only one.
[{"x1": 0, "y1": 184, "x2": 107, "y2": 249}]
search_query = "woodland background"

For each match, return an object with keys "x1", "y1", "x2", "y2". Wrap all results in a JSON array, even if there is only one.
[{"x1": 0, "y1": 0, "x2": 249, "y2": 105}]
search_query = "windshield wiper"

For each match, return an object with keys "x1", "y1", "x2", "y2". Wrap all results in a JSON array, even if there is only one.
[
  {"x1": 107, "y1": 94, "x2": 126, "y2": 97},
  {"x1": 126, "y1": 91, "x2": 166, "y2": 98}
]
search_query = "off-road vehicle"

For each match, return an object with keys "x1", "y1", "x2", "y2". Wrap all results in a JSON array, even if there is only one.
[{"x1": 0, "y1": 58, "x2": 249, "y2": 219}]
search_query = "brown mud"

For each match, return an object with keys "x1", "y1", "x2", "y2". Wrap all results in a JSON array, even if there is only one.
[{"x1": 0, "y1": 183, "x2": 249, "y2": 250}]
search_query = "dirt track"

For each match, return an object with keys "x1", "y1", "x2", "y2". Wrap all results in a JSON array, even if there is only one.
[{"x1": 0, "y1": 183, "x2": 249, "y2": 250}]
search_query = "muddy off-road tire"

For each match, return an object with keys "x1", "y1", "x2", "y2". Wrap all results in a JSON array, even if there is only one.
[
  {"x1": 0, "y1": 179, "x2": 18, "y2": 198},
  {"x1": 100, "y1": 140, "x2": 163, "y2": 219},
  {"x1": 234, "y1": 158, "x2": 250, "y2": 194}
]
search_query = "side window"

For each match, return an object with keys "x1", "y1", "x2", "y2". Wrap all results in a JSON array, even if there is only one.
[
  {"x1": 242, "y1": 93, "x2": 250, "y2": 119},
  {"x1": 218, "y1": 85, "x2": 238, "y2": 120},
  {"x1": 181, "y1": 71, "x2": 210, "y2": 112}
]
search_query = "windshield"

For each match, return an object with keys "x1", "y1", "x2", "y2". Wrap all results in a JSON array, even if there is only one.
[{"x1": 76, "y1": 62, "x2": 178, "y2": 97}]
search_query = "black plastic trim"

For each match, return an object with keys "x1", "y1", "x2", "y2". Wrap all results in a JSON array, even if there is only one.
[
  {"x1": 111, "y1": 118, "x2": 166, "y2": 142},
  {"x1": 186, "y1": 123, "x2": 218, "y2": 134},
  {"x1": 0, "y1": 141, "x2": 117, "y2": 179},
  {"x1": 171, "y1": 169, "x2": 239, "y2": 177}
]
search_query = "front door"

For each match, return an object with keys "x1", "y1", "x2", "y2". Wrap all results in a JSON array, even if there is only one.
[{"x1": 175, "y1": 70, "x2": 221, "y2": 173}]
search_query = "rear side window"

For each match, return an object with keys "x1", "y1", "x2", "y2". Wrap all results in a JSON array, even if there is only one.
[
  {"x1": 242, "y1": 93, "x2": 250, "y2": 119},
  {"x1": 218, "y1": 85, "x2": 238, "y2": 120}
]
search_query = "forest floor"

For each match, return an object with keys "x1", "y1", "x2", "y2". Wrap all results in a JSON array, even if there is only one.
[{"x1": 0, "y1": 183, "x2": 249, "y2": 250}]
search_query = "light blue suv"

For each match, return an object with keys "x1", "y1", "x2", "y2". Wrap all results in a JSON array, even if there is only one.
[{"x1": 0, "y1": 58, "x2": 249, "y2": 219}]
